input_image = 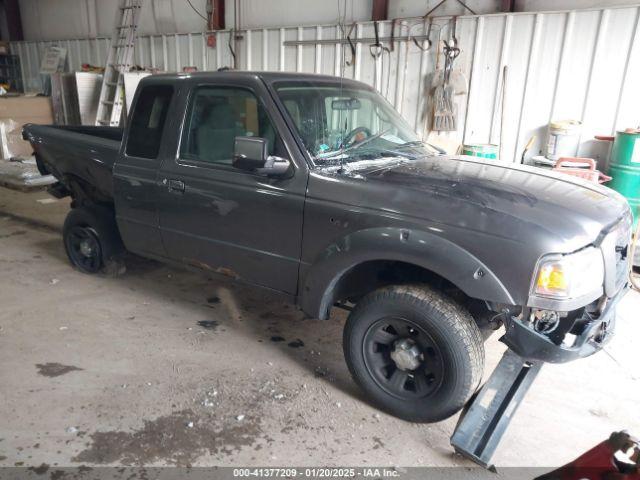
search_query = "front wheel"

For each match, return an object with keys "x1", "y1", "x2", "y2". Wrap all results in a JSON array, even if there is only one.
[{"x1": 343, "y1": 284, "x2": 484, "y2": 423}]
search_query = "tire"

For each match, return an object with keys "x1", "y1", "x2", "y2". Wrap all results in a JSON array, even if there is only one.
[
  {"x1": 343, "y1": 284, "x2": 484, "y2": 423},
  {"x1": 62, "y1": 206, "x2": 126, "y2": 276}
]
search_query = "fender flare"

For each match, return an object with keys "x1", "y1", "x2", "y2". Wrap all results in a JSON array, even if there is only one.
[{"x1": 299, "y1": 227, "x2": 515, "y2": 319}]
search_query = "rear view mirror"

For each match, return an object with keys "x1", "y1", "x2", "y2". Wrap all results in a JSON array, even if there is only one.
[
  {"x1": 232, "y1": 136, "x2": 291, "y2": 177},
  {"x1": 332, "y1": 98, "x2": 361, "y2": 111}
]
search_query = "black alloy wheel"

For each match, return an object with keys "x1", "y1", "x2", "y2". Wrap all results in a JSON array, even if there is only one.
[
  {"x1": 363, "y1": 316, "x2": 444, "y2": 400},
  {"x1": 65, "y1": 225, "x2": 103, "y2": 273}
]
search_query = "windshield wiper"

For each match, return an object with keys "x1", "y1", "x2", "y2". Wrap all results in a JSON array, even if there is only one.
[
  {"x1": 318, "y1": 128, "x2": 392, "y2": 160},
  {"x1": 398, "y1": 140, "x2": 423, "y2": 147},
  {"x1": 394, "y1": 140, "x2": 446, "y2": 155}
]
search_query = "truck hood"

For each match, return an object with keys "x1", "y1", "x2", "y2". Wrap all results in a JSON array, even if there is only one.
[{"x1": 328, "y1": 155, "x2": 630, "y2": 250}]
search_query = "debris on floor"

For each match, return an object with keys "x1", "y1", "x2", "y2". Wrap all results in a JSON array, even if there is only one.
[
  {"x1": 287, "y1": 339, "x2": 304, "y2": 348},
  {"x1": 35, "y1": 363, "x2": 83, "y2": 378},
  {"x1": 0, "y1": 157, "x2": 55, "y2": 192},
  {"x1": 197, "y1": 320, "x2": 218, "y2": 330},
  {"x1": 201, "y1": 390, "x2": 217, "y2": 408}
]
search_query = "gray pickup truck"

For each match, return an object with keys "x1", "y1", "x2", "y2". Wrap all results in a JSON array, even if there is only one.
[{"x1": 24, "y1": 71, "x2": 631, "y2": 423}]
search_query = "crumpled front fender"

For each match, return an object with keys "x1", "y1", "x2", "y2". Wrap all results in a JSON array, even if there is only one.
[{"x1": 299, "y1": 227, "x2": 515, "y2": 319}]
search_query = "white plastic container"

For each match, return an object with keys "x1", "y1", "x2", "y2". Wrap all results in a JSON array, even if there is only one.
[{"x1": 546, "y1": 120, "x2": 582, "y2": 161}]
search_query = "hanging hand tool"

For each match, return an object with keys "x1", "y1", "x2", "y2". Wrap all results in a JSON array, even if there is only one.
[
  {"x1": 450, "y1": 16, "x2": 459, "y2": 47},
  {"x1": 369, "y1": 21, "x2": 390, "y2": 58},
  {"x1": 344, "y1": 23, "x2": 357, "y2": 66},
  {"x1": 433, "y1": 40, "x2": 461, "y2": 131},
  {"x1": 412, "y1": 18, "x2": 433, "y2": 52}
]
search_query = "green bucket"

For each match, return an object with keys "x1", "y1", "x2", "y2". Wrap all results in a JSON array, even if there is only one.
[
  {"x1": 462, "y1": 144, "x2": 498, "y2": 159},
  {"x1": 607, "y1": 131, "x2": 640, "y2": 227}
]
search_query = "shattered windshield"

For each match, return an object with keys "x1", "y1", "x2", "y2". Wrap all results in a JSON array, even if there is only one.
[{"x1": 274, "y1": 82, "x2": 440, "y2": 167}]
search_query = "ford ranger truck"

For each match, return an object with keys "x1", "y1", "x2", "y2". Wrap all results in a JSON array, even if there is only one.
[{"x1": 23, "y1": 72, "x2": 632, "y2": 423}]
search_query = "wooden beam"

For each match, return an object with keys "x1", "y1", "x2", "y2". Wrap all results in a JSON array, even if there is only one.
[
  {"x1": 210, "y1": 0, "x2": 225, "y2": 30},
  {"x1": 502, "y1": 0, "x2": 516, "y2": 12},
  {"x1": 372, "y1": 0, "x2": 388, "y2": 21},
  {"x1": 3, "y1": 0, "x2": 24, "y2": 41}
]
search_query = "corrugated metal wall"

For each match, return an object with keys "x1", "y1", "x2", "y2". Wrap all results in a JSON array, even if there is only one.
[{"x1": 10, "y1": 5, "x2": 640, "y2": 163}]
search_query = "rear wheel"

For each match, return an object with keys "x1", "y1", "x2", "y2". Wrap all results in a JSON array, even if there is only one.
[
  {"x1": 65, "y1": 225, "x2": 103, "y2": 273},
  {"x1": 343, "y1": 284, "x2": 484, "y2": 423},
  {"x1": 63, "y1": 206, "x2": 125, "y2": 275}
]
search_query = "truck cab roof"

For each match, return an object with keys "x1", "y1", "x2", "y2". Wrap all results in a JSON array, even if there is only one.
[{"x1": 140, "y1": 70, "x2": 371, "y2": 89}]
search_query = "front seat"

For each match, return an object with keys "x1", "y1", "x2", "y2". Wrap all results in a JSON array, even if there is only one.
[{"x1": 196, "y1": 100, "x2": 237, "y2": 164}]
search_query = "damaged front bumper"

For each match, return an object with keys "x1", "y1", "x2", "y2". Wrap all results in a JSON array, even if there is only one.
[{"x1": 502, "y1": 285, "x2": 629, "y2": 363}]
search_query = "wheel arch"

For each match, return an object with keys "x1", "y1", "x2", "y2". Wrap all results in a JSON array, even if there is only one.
[
  {"x1": 62, "y1": 174, "x2": 114, "y2": 207},
  {"x1": 299, "y1": 227, "x2": 515, "y2": 319}
]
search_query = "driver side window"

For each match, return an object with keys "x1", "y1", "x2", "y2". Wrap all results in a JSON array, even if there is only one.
[{"x1": 181, "y1": 87, "x2": 276, "y2": 165}]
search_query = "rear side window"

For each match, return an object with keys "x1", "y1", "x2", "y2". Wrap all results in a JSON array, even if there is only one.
[{"x1": 126, "y1": 85, "x2": 173, "y2": 159}]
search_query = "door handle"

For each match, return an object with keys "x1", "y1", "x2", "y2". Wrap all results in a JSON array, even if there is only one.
[{"x1": 164, "y1": 179, "x2": 185, "y2": 193}]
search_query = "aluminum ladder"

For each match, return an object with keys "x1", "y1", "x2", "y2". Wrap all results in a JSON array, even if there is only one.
[{"x1": 95, "y1": 0, "x2": 144, "y2": 126}]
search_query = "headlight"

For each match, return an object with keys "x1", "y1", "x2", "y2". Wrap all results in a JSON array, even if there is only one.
[{"x1": 533, "y1": 247, "x2": 604, "y2": 299}]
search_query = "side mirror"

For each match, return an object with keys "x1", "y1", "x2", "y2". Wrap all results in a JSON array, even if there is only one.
[{"x1": 232, "y1": 136, "x2": 291, "y2": 176}]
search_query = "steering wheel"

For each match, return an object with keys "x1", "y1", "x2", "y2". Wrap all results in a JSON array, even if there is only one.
[{"x1": 343, "y1": 126, "x2": 372, "y2": 147}]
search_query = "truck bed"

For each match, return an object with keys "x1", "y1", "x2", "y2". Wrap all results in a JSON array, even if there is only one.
[{"x1": 22, "y1": 124, "x2": 123, "y2": 203}]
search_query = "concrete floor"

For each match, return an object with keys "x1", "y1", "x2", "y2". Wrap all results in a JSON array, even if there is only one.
[{"x1": 0, "y1": 186, "x2": 639, "y2": 472}]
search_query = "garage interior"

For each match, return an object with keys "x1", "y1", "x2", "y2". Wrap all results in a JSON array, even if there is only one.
[{"x1": 1, "y1": 0, "x2": 640, "y2": 477}]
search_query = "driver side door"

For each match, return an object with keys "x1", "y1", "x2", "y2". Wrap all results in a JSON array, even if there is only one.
[{"x1": 156, "y1": 77, "x2": 308, "y2": 294}]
